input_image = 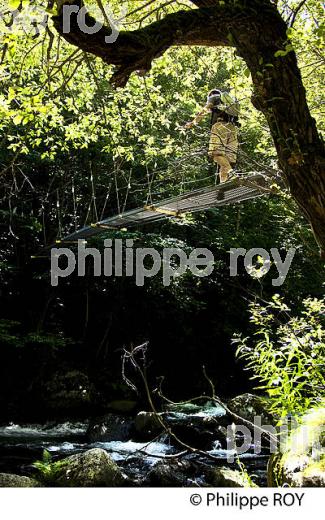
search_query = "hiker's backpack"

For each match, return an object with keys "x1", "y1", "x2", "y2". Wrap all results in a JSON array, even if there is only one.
[{"x1": 207, "y1": 91, "x2": 240, "y2": 117}]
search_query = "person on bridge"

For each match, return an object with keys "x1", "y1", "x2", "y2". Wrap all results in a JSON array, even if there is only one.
[{"x1": 185, "y1": 89, "x2": 240, "y2": 183}]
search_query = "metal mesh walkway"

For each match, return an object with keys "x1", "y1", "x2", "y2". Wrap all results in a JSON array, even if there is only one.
[{"x1": 58, "y1": 173, "x2": 272, "y2": 244}]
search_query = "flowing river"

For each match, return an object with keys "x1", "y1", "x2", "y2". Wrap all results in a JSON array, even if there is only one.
[{"x1": 0, "y1": 403, "x2": 269, "y2": 486}]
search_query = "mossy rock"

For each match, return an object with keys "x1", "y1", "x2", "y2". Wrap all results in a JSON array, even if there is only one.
[
  {"x1": 209, "y1": 467, "x2": 257, "y2": 488},
  {"x1": 268, "y1": 404, "x2": 325, "y2": 487},
  {"x1": 134, "y1": 411, "x2": 164, "y2": 439},
  {"x1": 227, "y1": 393, "x2": 274, "y2": 425},
  {"x1": 50, "y1": 448, "x2": 126, "y2": 487},
  {"x1": 147, "y1": 460, "x2": 192, "y2": 487},
  {"x1": 0, "y1": 473, "x2": 41, "y2": 487},
  {"x1": 87, "y1": 413, "x2": 134, "y2": 442}
]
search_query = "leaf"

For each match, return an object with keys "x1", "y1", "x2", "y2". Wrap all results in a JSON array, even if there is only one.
[
  {"x1": 43, "y1": 450, "x2": 51, "y2": 464},
  {"x1": 274, "y1": 44, "x2": 294, "y2": 58},
  {"x1": 13, "y1": 114, "x2": 23, "y2": 125},
  {"x1": 9, "y1": 0, "x2": 21, "y2": 9}
]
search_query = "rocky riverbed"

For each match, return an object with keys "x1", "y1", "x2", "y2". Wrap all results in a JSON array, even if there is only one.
[{"x1": 0, "y1": 395, "x2": 270, "y2": 487}]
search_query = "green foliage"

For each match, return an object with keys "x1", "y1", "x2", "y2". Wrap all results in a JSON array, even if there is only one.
[
  {"x1": 236, "y1": 456, "x2": 258, "y2": 488},
  {"x1": 0, "y1": 319, "x2": 20, "y2": 345},
  {"x1": 0, "y1": 0, "x2": 323, "y2": 254},
  {"x1": 0, "y1": 319, "x2": 72, "y2": 349},
  {"x1": 234, "y1": 295, "x2": 325, "y2": 419},
  {"x1": 33, "y1": 449, "x2": 68, "y2": 485}
]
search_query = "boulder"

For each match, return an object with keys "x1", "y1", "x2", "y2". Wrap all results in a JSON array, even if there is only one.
[
  {"x1": 135, "y1": 407, "x2": 228, "y2": 448},
  {"x1": 87, "y1": 413, "x2": 134, "y2": 442},
  {"x1": 227, "y1": 393, "x2": 274, "y2": 426},
  {"x1": 146, "y1": 460, "x2": 192, "y2": 487},
  {"x1": 209, "y1": 467, "x2": 257, "y2": 487},
  {"x1": 0, "y1": 473, "x2": 40, "y2": 487},
  {"x1": 51, "y1": 448, "x2": 126, "y2": 487},
  {"x1": 268, "y1": 405, "x2": 325, "y2": 487},
  {"x1": 166, "y1": 407, "x2": 229, "y2": 449},
  {"x1": 134, "y1": 411, "x2": 164, "y2": 439},
  {"x1": 171, "y1": 423, "x2": 220, "y2": 450}
]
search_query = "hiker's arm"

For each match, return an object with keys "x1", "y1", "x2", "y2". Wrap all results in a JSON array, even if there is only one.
[{"x1": 185, "y1": 105, "x2": 211, "y2": 128}]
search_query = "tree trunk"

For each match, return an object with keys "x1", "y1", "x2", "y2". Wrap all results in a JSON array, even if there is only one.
[{"x1": 230, "y1": 8, "x2": 325, "y2": 257}]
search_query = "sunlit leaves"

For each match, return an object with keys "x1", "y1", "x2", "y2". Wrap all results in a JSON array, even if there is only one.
[{"x1": 235, "y1": 295, "x2": 325, "y2": 419}]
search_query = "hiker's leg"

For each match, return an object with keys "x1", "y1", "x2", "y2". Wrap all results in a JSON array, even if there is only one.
[
  {"x1": 226, "y1": 123, "x2": 239, "y2": 167},
  {"x1": 214, "y1": 154, "x2": 232, "y2": 183},
  {"x1": 209, "y1": 121, "x2": 227, "y2": 163},
  {"x1": 208, "y1": 122, "x2": 220, "y2": 161},
  {"x1": 208, "y1": 122, "x2": 228, "y2": 181}
]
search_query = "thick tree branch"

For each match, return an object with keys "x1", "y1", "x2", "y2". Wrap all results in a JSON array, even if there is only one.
[{"x1": 52, "y1": 1, "x2": 262, "y2": 87}]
